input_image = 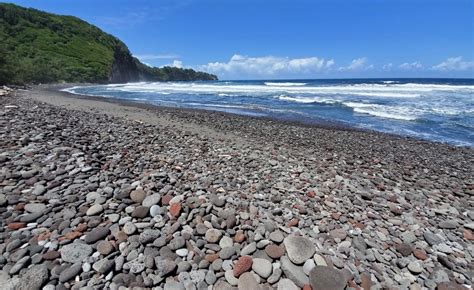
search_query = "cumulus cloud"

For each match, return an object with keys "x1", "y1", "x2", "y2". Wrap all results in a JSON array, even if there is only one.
[
  {"x1": 134, "y1": 53, "x2": 181, "y2": 61},
  {"x1": 161, "y1": 60, "x2": 183, "y2": 68},
  {"x1": 199, "y1": 54, "x2": 335, "y2": 78},
  {"x1": 338, "y1": 57, "x2": 373, "y2": 71},
  {"x1": 398, "y1": 61, "x2": 423, "y2": 70},
  {"x1": 432, "y1": 57, "x2": 474, "y2": 71}
]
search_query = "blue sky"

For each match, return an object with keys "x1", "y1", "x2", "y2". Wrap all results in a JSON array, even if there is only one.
[{"x1": 6, "y1": 0, "x2": 474, "y2": 79}]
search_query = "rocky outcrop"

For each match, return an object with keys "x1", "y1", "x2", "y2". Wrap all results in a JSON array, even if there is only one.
[{"x1": 108, "y1": 46, "x2": 140, "y2": 83}]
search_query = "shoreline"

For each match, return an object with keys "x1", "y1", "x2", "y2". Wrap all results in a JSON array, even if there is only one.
[
  {"x1": 34, "y1": 84, "x2": 472, "y2": 150},
  {"x1": 1, "y1": 85, "x2": 473, "y2": 289}
]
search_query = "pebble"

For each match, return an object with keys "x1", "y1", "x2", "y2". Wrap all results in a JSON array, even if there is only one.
[
  {"x1": 277, "y1": 278, "x2": 299, "y2": 290},
  {"x1": 130, "y1": 188, "x2": 146, "y2": 203},
  {"x1": 97, "y1": 240, "x2": 114, "y2": 255},
  {"x1": 24, "y1": 203, "x2": 46, "y2": 213},
  {"x1": 252, "y1": 258, "x2": 272, "y2": 278},
  {"x1": 233, "y1": 256, "x2": 253, "y2": 278},
  {"x1": 86, "y1": 204, "x2": 104, "y2": 216},
  {"x1": 205, "y1": 229, "x2": 222, "y2": 243},
  {"x1": 407, "y1": 261, "x2": 423, "y2": 274},
  {"x1": 1, "y1": 94, "x2": 471, "y2": 290},
  {"x1": 59, "y1": 263, "x2": 82, "y2": 282},
  {"x1": 61, "y1": 243, "x2": 93, "y2": 263},
  {"x1": 265, "y1": 244, "x2": 285, "y2": 259},
  {"x1": 238, "y1": 272, "x2": 260, "y2": 290},
  {"x1": 283, "y1": 236, "x2": 316, "y2": 264},
  {"x1": 309, "y1": 266, "x2": 346, "y2": 290}
]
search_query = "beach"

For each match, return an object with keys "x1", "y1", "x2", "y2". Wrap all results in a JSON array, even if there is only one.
[{"x1": 0, "y1": 86, "x2": 473, "y2": 289}]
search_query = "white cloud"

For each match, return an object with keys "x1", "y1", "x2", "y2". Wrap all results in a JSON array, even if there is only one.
[
  {"x1": 338, "y1": 57, "x2": 373, "y2": 71},
  {"x1": 432, "y1": 57, "x2": 474, "y2": 71},
  {"x1": 382, "y1": 63, "x2": 393, "y2": 71},
  {"x1": 134, "y1": 53, "x2": 181, "y2": 61},
  {"x1": 398, "y1": 61, "x2": 423, "y2": 70},
  {"x1": 199, "y1": 54, "x2": 335, "y2": 78},
  {"x1": 170, "y1": 60, "x2": 183, "y2": 68},
  {"x1": 161, "y1": 60, "x2": 183, "y2": 68}
]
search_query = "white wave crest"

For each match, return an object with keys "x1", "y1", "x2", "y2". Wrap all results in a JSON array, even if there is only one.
[
  {"x1": 277, "y1": 95, "x2": 337, "y2": 104},
  {"x1": 265, "y1": 82, "x2": 307, "y2": 86},
  {"x1": 343, "y1": 102, "x2": 418, "y2": 121}
]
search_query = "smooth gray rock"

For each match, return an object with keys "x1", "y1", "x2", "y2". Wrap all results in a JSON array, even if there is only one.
[
  {"x1": 16, "y1": 264, "x2": 49, "y2": 290},
  {"x1": 280, "y1": 256, "x2": 308, "y2": 287},
  {"x1": 84, "y1": 226, "x2": 109, "y2": 243},
  {"x1": 238, "y1": 272, "x2": 259, "y2": 290},
  {"x1": 142, "y1": 194, "x2": 161, "y2": 207},
  {"x1": 283, "y1": 235, "x2": 316, "y2": 264},
  {"x1": 309, "y1": 266, "x2": 346, "y2": 290},
  {"x1": 93, "y1": 258, "x2": 114, "y2": 274},
  {"x1": 24, "y1": 203, "x2": 46, "y2": 213},
  {"x1": 252, "y1": 258, "x2": 272, "y2": 278},
  {"x1": 61, "y1": 243, "x2": 92, "y2": 263},
  {"x1": 59, "y1": 263, "x2": 82, "y2": 282}
]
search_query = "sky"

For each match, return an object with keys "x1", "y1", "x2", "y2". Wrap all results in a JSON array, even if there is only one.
[{"x1": 5, "y1": 0, "x2": 474, "y2": 79}]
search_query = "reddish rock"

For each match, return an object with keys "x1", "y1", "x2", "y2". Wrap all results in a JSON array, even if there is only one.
[
  {"x1": 361, "y1": 272, "x2": 372, "y2": 290},
  {"x1": 76, "y1": 223, "x2": 88, "y2": 232},
  {"x1": 161, "y1": 193, "x2": 173, "y2": 206},
  {"x1": 169, "y1": 202, "x2": 182, "y2": 217},
  {"x1": 14, "y1": 203, "x2": 25, "y2": 211},
  {"x1": 265, "y1": 244, "x2": 285, "y2": 259},
  {"x1": 205, "y1": 254, "x2": 219, "y2": 263},
  {"x1": 59, "y1": 231, "x2": 82, "y2": 241},
  {"x1": 353, "y1": 222, "x2": 366, "y2": 230},
  {"x1": 332, "y1": 212, "x2": 342, "y2": 220},
  {"x1": 43, "y1": 250, "x2": 60, "y2": 260},
  {"x1": 130, "y1": 188, "x2": 146, "y2": 203},
  {"x1": 114, "y1": 231, "x2": 128, "y2": 242},
  {"x1": 37, "y1": 231, "x2": 52, "y2": 241},
  {"x1": 234, "y1": 231, "x2": 246, "y2": 243},
  {"x1": 8, "y1": 222, "x2": 26, "y2": 230},
  {"x1": 348, "y1": 280, "x2": 359, "y2": 289},
  {"x1": 307, "y1": 191, "x2": 316, "y2": 198},
  {"x1": 233, "y1": 256, "x2": 253, "y2": 278},
  {"x1": 287, "y1": 218, "x2": 299, "y2": 227},
  {"x1": 413, "y1": 248, "x2": 428, "y2": 260},
  {"x1": 463, "y1": 229, "x2": 474, "y2": 241}
]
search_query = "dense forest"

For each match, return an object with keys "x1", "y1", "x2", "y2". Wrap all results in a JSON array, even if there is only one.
[{"x1": 0, "y1": 3, "x2": 217, "y2": 85}]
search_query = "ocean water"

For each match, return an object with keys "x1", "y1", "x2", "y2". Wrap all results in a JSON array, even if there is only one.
[{"x1": 65, "y1": 79, "x2": 474, "y2": 147}]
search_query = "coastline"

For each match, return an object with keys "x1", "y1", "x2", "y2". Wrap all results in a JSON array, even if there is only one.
[
  {"x1": 1, "y1": 85, "x2": 473, "y2": 289},
  {"x1": 28, "y1": 84, "x2": 474, "y2": 149}
]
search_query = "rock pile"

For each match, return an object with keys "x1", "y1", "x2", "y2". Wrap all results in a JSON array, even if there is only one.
[{"x1": 0, "y1": 94, "x2": 472, "y2": 289}]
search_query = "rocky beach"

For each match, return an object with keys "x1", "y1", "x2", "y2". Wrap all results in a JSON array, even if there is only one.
[{"x1": 0, "y1": 86, "x2": 473, "y2": 290}]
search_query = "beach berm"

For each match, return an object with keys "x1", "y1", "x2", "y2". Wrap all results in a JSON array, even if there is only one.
[{"x1": 0, "y1": 87, "x2": 472, "y2": 289}]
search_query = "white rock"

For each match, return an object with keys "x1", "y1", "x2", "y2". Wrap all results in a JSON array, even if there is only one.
[
  {"x1": 176, "y1": 249, "x2": 188, "y2": 257},
  {"x1": 303, "y1": 259, "x2": 315, "y2": 275},
  {"x1": 277, "y1": 279, "x2": 299, "y2": 290},
  {"x1": 314, "y1": 254, "x2": 327, "y2": 266},
  {"x1": 225, "y1": 270, "x2": 238, "y2": 286},
  {"x1": 252, "y1": 258, "x2": 272, "y2": 278},
  {"x1": 219, "y1": 236, "x2": 233, "y2": 248}
]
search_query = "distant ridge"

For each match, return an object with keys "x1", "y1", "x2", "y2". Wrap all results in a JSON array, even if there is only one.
[{"x1": 0, "y1": 3, "x2": 217, "y2": 85}]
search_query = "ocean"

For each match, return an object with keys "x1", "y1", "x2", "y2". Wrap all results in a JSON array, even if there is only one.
[{"x1": 65, "y1": 78, "x2": 474, "y2": 147}]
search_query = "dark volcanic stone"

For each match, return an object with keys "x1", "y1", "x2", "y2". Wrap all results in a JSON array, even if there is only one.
[
  {"x1": 85, "y1": 226, "x2": 110, "y2": 244},
  {"x1": 59, "y1": 263, "x2": 82, "y2": 282}
]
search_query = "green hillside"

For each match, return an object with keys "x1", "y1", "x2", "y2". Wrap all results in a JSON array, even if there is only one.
[{"x1": 0, "y1": 3, "x2": 217, "y2": 85}]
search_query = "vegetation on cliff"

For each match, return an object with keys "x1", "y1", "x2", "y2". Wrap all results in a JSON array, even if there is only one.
[{"x1": 0, "y1": 3, "x2": 217, "y2": 85}]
